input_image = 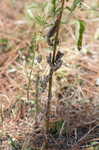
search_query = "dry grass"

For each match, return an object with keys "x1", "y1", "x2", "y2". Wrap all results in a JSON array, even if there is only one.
[{"x1": 0, "y1": 0, "x2": 99, "y2": 149}]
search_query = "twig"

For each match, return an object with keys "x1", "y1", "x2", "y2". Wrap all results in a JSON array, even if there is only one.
[
  {"x1": 72, "y1": 125, "x2": 98, "y2": 149},
  {"x1": 35, "y1": 70, "x2": 40, "y2": 121}
]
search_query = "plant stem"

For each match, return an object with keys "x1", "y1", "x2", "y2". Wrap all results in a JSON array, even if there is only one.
[
  {"x1": 45, "y1": 69, "x2": 53, "y2": 134},
  {"x1": 45, "y1": 0, "x2": 65, "y2": 148},
  {"x1": 52, "y1": 0, "x2": 65, "y2": 64},
  {"x1": 35, "y1": 70, "x2": 40, "y2": 121}
]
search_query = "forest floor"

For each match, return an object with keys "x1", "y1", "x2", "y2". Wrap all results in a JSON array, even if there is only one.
[{"x1": 0, "y1": 0, "x2": 99, "y2": 150}]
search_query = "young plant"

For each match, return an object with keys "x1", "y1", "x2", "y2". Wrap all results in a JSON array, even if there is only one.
[{"x1": 45, "y1": 0, "x2": 65, "y2": 148}]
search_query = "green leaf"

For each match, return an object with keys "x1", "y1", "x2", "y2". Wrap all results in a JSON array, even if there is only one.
[
  {"x1": 65, "y1": 6, "x2": 72, "y2": 12},
  {"x1": 28, "y1": 2, "x2": 38, "y2": 9},
  {"x1": 27, "y1": 8, "x2": 34, "y2": 19},
  {"x1": 51, "y1": 0, "x2": 57, "y2": 5},
  {"x1": 51, "y1": 0, "x2": 57, "y2": 15},
  {"x1": 34, "y1": 15, "x2": 47, "y2": 26},
  {"x1": 8, "y1": 136, "x2": 18, "y2": 149},
  {"x1": 71, "y1": 0, "x2": 82, "y2": 12},
  {"x1": 26, "y1": 2, "x2": 47, "y2": 20},
  {"x1": 75, "y1": 20, "x2": 86, "y2": 50},
  {"x1": 0, "y1": 38, "x2": 8, "y2": 44}
]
